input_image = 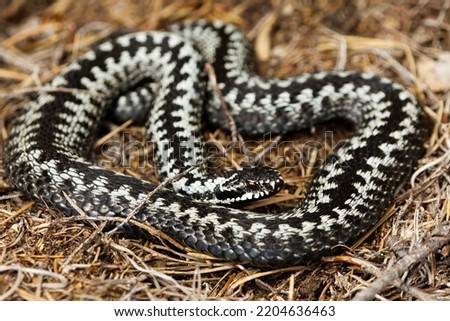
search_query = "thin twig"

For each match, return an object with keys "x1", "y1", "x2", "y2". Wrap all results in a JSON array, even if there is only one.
[
  {"x1": 336, "y1": 255, "x2": 436, "y2": 300},
  {"x1": 205, "y1": 63, "x2": 240, "y2": 145},
  {"x1": 244, "y1": 134, "x2": 283, "y2": 166},
  {"x1": 352, "y1": 224, "x2": 450, "y2": 300},
  {"x1": 105, "y1": 161, "x2": 207, "y2": 237}
]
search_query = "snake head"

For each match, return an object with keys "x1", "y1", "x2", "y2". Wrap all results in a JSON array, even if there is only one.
[{"x1": 213, "y1": 166, "x2": 284, "y2": 204}]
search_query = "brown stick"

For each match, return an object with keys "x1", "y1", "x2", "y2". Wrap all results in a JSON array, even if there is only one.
[{"x1": 352, "y1": 224, "x2": 450, "y2": 301}]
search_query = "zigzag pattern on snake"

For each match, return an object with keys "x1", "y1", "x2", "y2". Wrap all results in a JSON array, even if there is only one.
[{"x1": 3, "y1": 20, "x2": 429, "y2": 267}]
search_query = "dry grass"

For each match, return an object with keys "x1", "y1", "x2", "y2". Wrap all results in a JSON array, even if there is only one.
[{"x1": 0, "y1": 0, "x2": 449, "y2": 301}]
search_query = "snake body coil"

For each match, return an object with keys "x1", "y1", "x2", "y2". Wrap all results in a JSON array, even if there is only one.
[{"x1": 4, "y1": 20, "x2": 428, "y2": 267}]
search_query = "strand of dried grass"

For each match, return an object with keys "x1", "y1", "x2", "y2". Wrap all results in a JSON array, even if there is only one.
[
  {"x1": 0, "y1": 216, "x2": 25, "y2": 249},
  {"x1": 0, "y1": 47, "x2": 36, "y2": 74},
  {"x1": 252, "y1": 10, "x2": 278, "y2": 62},
  {"x1": 158, "y1": 0, "x2": 241, "y2": 23},
  {"x1": 1, "y1": 22, "x2": 64, "y2": 48},
  {"x1": 60, "y1": 221, "x2": 106, "y2": 274},
  {"x1": 109, "y1": 241, "x2": 197, "y2": 297},
  {"x1": 0, "y1": 0, "x2": 26, "y2": 19},
  {"x1": 228, "y1": 266, "x2": 306, "y2": 292},
  {"x1": 0, "y1": 200, "x2": 35, "y2": 225},
  {"x1": 320, "y1": 27, "x2": 348, "y2": 70},
  {"x1": 0, "y1": 68, "x2": 30, "y2": 81},
  {"x1": 318, "y1": 35, "x2": 416, "y2": 75},
  {"x1": 94, "y1": 119, "x2": 133, "y2": 148},
  {"x1": 0, "y1": 264, "x2": 68, "y2": 300}
]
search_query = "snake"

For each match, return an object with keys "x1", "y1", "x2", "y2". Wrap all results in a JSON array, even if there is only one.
[{"x1": 3, "y1": 20, "x2": 429, "y2": 267}]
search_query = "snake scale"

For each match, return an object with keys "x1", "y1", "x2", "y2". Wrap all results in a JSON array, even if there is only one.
[{"x1": 3, "y1": 20, "x2": 429, "y2": 267}]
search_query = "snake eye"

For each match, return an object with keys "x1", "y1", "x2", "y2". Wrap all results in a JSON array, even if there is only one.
[{"x1": 246, "y1": 179, "x2": 258, "y2": 190}]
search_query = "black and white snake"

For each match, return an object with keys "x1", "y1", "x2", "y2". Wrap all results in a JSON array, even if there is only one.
[{"x1": 3, "y1": 20, "x2": 429, "y2": 267}]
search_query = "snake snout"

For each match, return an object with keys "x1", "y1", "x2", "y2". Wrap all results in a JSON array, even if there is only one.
[{"x1": 213, "y1": 167, "x2": 284, "y2": 204}]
